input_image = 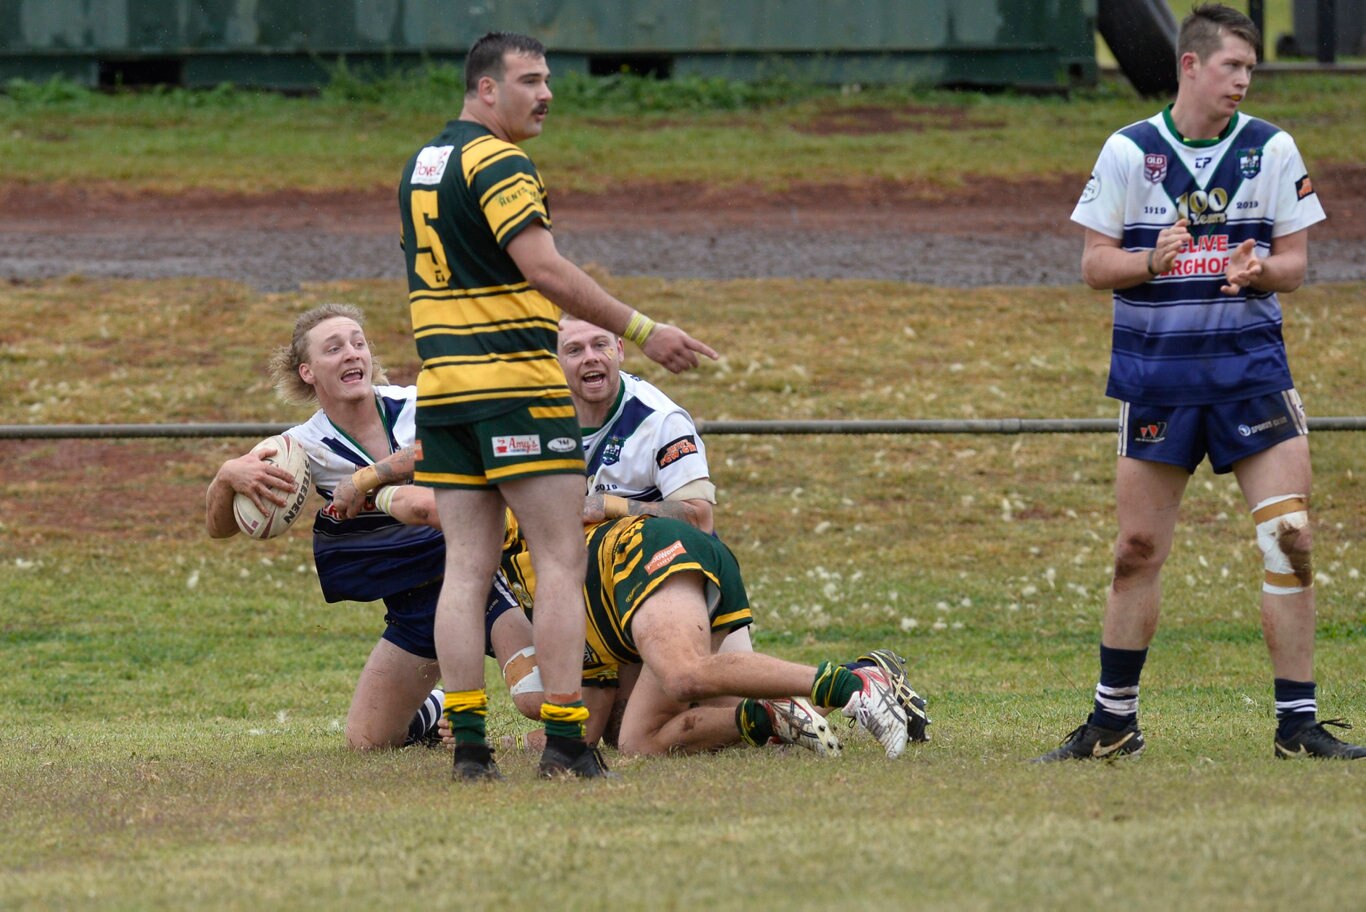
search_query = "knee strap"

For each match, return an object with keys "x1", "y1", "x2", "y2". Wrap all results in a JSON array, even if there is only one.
[
  {"x1": 502, "y1": 645, "x2": 543, "y2": 696},
  {"x1": 1253, "y1": 495, "x2": 1312, "y2": 594}
]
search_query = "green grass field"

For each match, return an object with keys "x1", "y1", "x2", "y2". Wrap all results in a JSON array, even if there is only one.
[{"x1": 2, "y1": 64, "x2": 1364, "y2": 909}]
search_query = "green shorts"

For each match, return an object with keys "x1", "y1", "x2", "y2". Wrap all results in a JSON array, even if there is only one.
[
  {"x1": 414, "y1": 395, "x2": 584, "y2": 489},
  {"x1": 582, "y1": 515, "x2": 752, "y2": 667}
]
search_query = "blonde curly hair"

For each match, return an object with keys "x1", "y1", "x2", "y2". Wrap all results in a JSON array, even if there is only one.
[{"x1": 268, "y1": 303, "x2": 388, "y2": 404}]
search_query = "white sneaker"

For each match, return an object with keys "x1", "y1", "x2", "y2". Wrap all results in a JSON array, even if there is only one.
[
  {"x1": 842, "y1": 668, "x2": 910, "y2": 759},
  {"x1": 762, "y1": 697, "x2": 842, "y2": 758}
]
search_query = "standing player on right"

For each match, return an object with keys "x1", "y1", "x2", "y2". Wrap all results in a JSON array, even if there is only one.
[{"x1": 1035, "y1": 4, "x2": 1363, "y2": 761}]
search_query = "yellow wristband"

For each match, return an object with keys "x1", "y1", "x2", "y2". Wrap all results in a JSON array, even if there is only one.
[
  {"x1": 623, "y1": 310, "x2": 657, "y2": 346},
  {"x1": 601, "y1": 494, "x2": 631, "y2": 518},
  {"x1": 351, "y1": 465, "x2": 380, "y2": 494}
]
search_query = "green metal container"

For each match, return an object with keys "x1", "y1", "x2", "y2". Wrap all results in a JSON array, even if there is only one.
[{"x1": 0, "y1": 0, "x2": 1096, "y2": 90}]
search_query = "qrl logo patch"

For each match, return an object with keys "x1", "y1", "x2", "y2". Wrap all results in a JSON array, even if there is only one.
[
  {"x1": 1134, "y1": 421, "x2": 1167, "y2": 443},
  {"x1": 492, "y1": 435, "x2": 542, "y2": 457},
  {"x1": 1296, "y1": 174, "x2": 1315, "y2": 199},
  {"x1": 1144, "y1": 154, "x2": 1168, "y2": 184}
]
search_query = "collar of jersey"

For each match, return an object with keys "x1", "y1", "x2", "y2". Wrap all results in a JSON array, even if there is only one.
[
  {"x1": 1162, "y1": 104, "x2": 1240, "y2": 148},
  {"x1": 580, "y1": 380, "x2": 627, "y2": 436},
  {"x1": 325, "y1": 393, "x2": 394, "y2": 464}
]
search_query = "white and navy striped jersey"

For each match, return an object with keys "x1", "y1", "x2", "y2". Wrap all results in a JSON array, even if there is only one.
[
  {"x1": 288, "y1": 385, "x2": 444, "y2": 603},
  {"x1": 582, "y1": 373, "x2": 713, "y2": 504},
  {"x1": 1071, "y1": 107, "x2": 1325, "y2": 406}
]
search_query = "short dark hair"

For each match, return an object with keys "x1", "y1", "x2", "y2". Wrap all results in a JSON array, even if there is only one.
[
  {"x1": 1179, "y1": 3, "x2": 1261, "y2": 63},
  {"x1": 464, "y1": 32, "x2": 547, "y2": 95}
]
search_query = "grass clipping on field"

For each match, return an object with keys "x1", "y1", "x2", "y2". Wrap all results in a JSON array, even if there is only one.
[{"x1": 1, "y1": 274, "x2": 1364, "y2": 910}]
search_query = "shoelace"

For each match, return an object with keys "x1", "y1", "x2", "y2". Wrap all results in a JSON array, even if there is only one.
[
  {"x1": 1058, "y1": 723, "x2": 1090, "y2": 746},
  {"x1": 1310, "y1": 718, "x2": 1354, "y2": 735}
]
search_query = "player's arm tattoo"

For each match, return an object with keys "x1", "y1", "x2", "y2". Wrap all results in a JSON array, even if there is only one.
[
  {"x1": 584, "y1": 493, "x2": 701, "y2": 528},
  {"x1": 373, "y1": 445, "x2": 417, "y2": 485}
]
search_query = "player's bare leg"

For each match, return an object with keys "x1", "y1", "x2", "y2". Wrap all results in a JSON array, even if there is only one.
[
  {"x1": 622, "y1": 573, "x2": 901, "y2": 757},
  {"x1": 500, "y1": 473, "x2": 607, "y2": 777},
  {"x1": 631, "y1": 574, "x2": 819, "y2": 702},
  {"x1": 346, "y1": 639, "x2": 441, "y2": 750},
  {"x1": 1033, "y1": 458, "x2": 1187, "y2": 762},
  {"x1": 433, "y1": 486, "x2": 506, "y2": 778},
  {"x1": 1101, "y1": 457, "x2": 1189, "y2": 649},
  {"x1": 1233, "y1": 437, "x2": 1315, "y2": 680},
  {"x1": 1230, "y1": 438, "x2": 1358, "y2": 758},
  {"x1": 617, "y1": 657, "x2": 756, "y2": 755}
]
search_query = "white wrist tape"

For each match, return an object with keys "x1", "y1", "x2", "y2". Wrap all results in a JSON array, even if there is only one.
[{"x1": 373, "y1": 485, "x2": 398, "y2": 516}]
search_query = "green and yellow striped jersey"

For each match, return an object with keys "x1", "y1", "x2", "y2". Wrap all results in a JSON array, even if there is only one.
[
  {"x1": 502, "y1": 512, "x2": 752, "y2": 670},
  {"x1": 399, "y1": 120, "x2": 569, "y2": 423}
]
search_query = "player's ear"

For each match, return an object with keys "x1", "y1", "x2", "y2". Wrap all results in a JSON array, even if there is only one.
[
  {"x1": 298, "y1": 363, "x2": 315, "y2": 387},
  {"x1": 478, "y1": 73, "x2": 499, "y2": 104},
  {"x1": 1179, "y1": 51, "x2": 1199, "y2": 80}
]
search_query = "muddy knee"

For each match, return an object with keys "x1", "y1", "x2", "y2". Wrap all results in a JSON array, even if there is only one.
[{"x1": 1113, "y1": 533, "x2": 1161, "y2": 583}]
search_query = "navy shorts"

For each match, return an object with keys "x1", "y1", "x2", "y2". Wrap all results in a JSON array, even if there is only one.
[
  {"x1": 380, "y1": 573, "x2": 521, "y2": 660},
  {"x1": 1116, "y1": 389, "x2": 1308, "y2": 475}
]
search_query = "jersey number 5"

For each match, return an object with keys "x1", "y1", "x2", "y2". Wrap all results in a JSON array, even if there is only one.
[{"x1": 410, "y1": 190, "x2": 449, "y2": 288}]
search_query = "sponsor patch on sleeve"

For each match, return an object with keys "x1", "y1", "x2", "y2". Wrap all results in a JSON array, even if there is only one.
[
  {"x1": 1079, "y1": 173, "x2": 1101, "y2": 204},
  {"x1": 411, "y1": 145, "x2": 454, "y2": 186},
  {"x1": 645, "y1": 540, "x2": 688, "y2": 574},
  {"x1": 655, "y1": 435, "x2": 699, "y2": 469},
  {"x1": 1295, "y1": 174, "x2": 1315, "y2": 200}
]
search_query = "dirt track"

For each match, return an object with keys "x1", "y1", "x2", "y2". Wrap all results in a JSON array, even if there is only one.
[
  {"x1": 2, "y1": 167, "x2": 1363, "y2": 290},
  {"x1": 2, "y1": 170, "x2": 1362, "y2": 544}
]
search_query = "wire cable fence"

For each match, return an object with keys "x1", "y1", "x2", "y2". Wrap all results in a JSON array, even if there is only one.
[{"x1": 4, "y1": 417, "x2": 1366, "y2": 440}]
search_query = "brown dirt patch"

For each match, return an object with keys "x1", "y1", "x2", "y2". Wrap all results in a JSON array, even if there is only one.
[
  {"x1": 792, "y1": 104, "x2": 999, "y2": 135},
  {"x1": 6, "y1": 162, "x2": 1362, "y2": 239},
  {"x1": 1, "y1": 439, "x2": 210, "y2": 544},
  {"x1": 3, "y1": 167, "x2": 1363, "y2": 546}
]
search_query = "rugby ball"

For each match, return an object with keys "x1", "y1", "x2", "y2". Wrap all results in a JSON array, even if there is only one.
[{"x1": 233, "y1": 434, "x2": 312, "y2": 540}]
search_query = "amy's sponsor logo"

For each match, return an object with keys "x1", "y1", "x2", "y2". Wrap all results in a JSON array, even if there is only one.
[
  {"x1": 492, "y1": 435, "x2": 542, "y2": 457},
  {"x1": 645, "y1": 540, "x2": 688, "y2": 574}
]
